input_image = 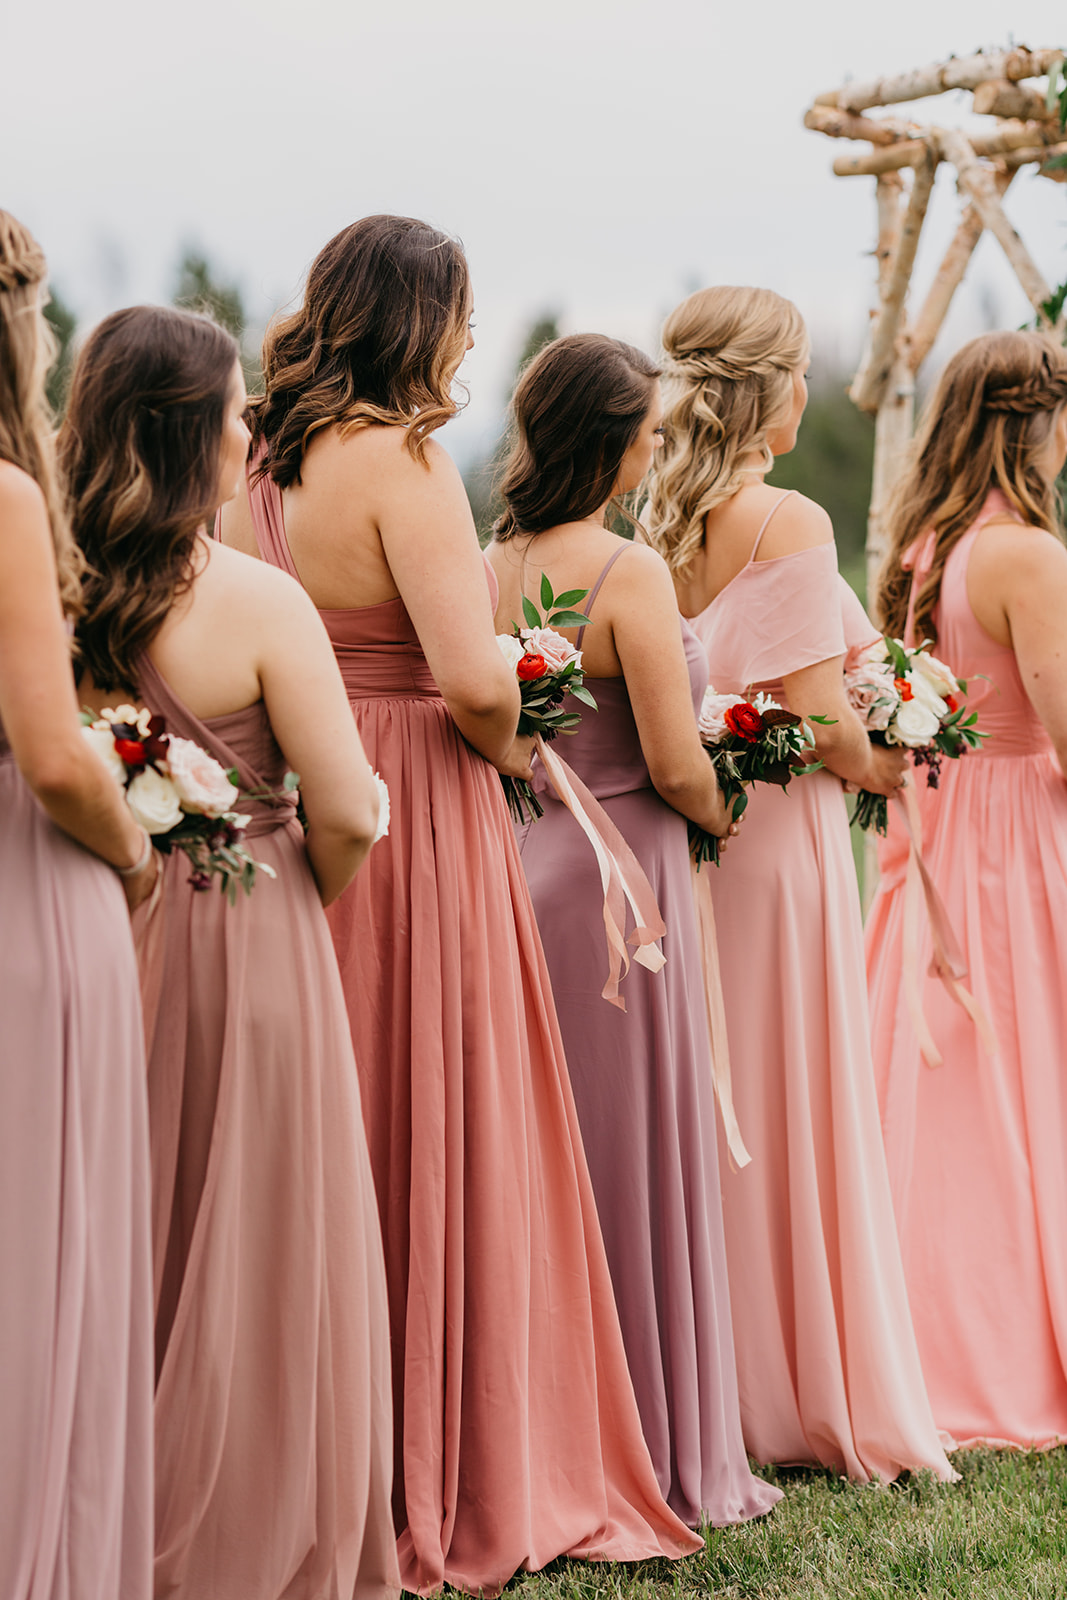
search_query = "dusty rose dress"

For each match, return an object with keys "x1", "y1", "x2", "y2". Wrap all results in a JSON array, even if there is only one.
[
  {"x1": 690, "y1": 492, "x2": 952, "y2": 1483},
  {"x1": 518, "y1": 547, "x2": 782, "y2": 1527},
  {"x1": 247, "y1": 469, "x2": 701, "y2": 1595},
  {"x1": 135, "y1": 655, "x2": 398, "y2": 1600},
  {"x1": 0, "y1": 718, "x2": 153, "y2": 1600},
  {"x1": 866, "y1": 489, "x2": 1067, "y2": 1449}
]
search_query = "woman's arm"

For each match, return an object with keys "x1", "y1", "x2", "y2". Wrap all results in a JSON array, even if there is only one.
[
  {"x1": 0, "y1": 466, "x2": 157, "y2": 905},
  {"x1": 782, "y1": 656, "x2": 906, "y2": 793},
  {"x1": 612, "y1": 544, "x2": 730, "y2": 835}
]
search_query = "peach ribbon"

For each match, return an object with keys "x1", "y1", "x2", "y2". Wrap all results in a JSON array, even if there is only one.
[
  {"x1": 534, "y1": 734, "x2": 666, "y2": 1010},
  {"x1": 690, "y1": 860, "x2": 751, "y2": 1170},
  {"x1": 896, "y1": 782, "x2": 997, "y2": 1068}
]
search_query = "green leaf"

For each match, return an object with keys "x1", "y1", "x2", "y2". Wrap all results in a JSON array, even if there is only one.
[
  {"x1": 226, "y1": 767, "x2": 240, "y2": 785},
  {"x1": 540, "y1": 570, "x2": 553, "y2": 612},
  {"x1": 808, "y1": 714, "x2": 838, "y2": 725},
  {"x1": 545, "y1": 609, "x2": 591, "y2": 629},
  {"x1": 521, "y1": 594, "x2": 540, "y2": 630},
  {"x1": 569, "y1": 685, "x2": 598, "y2": 708},
  {"x1": 283, "y1": 770, "x2": 300, "y2": 791},
  {"x1": 551, "y1": 587, "x2": 591, "y2": 609}
]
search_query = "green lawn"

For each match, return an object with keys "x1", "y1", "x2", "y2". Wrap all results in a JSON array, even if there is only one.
[{"x1": 501, "y1": 1450, "x2": 1067, "y2": 1599}]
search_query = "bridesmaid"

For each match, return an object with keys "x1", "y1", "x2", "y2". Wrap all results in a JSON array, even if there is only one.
[
  {"x1": 220, "y1": 215, "x2": 701, "y2": 1594},
  {"x1": 0, "y1": 213, "x2": 154, "y2": 1600},
  {"x1": 61, "y1": 304, "x2": 399, "y2": 1600},
  {"x1": 644, "y1": 285, "x2": 953, "y2": 1484},
  {"x1": 487, "y1": 332, "x2": 782, "y2": 1528},
  {"x1": 867, "y1": 330, "x2": 1067, "y2": 1449}
]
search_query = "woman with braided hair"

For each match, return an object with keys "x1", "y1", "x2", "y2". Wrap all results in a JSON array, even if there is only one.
[
  {"x1": 644, "y1": 285, "x2": 952, "y2": 1483},
  {"x1": 866, "y1": 329, "x2": 1067, "y2": 1448},
  {"x1": 0, "y1": 213, "x2": 154, "y2": 1596}
]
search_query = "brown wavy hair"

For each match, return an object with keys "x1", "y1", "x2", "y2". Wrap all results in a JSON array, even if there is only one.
[
  {"x1": 250, "y1": 214, "x2": 471, "y2": 487},
  {"x1": 644, "y1": 286, "x2": 809, "y2": 577},
  {"x1": 494, "y1": 333, "x2": 660, "y2": 538},
  {"x1": 877, "y1": 330, "x2": 1067, "y2": 645},
  {"x1": 0, "y1": 211, "x2": 83, "y2": 616},
  {"x1": 60, "y1": 305, "x2": 240, "y2": 694}
]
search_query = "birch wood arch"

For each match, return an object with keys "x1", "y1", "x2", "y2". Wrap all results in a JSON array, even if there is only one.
[{"x1": 805, "y1": 45, "x2": 1066, "y2": 597}]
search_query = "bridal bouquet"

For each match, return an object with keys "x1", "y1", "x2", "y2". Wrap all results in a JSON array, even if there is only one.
[
  {"x1": 689, "y1": 688, "x2": 822, "y2": 867},
  {"x1": 496, "y1": 576, "x2": 597, "y2": 824},
  {"x1": 845, "y1": 637, "x2": 986, "y2": 834},
  {"x1": 81, "y1": 704, "x2": 291, "y2": 901}
]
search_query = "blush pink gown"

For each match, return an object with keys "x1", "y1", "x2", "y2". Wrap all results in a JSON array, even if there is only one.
[
  {"x1": 246, "y1": 469, "x2": 702, "y2": 1596},
  {"x1": 0, "y1": 718, "x2": 153, "y2": 1600},
  {"x1": 517, "y1": 547, "x2": 782, "y2": 1528},
  {"x1": 866, "y1": 489, "x2": 1067, "y2": 1449},
  {"x1": 689, "y1": 492, "x2": 952, "y2": 1483},
  {"x1": 135, "y1": 655, "x2": 399, "y2": 1600}
]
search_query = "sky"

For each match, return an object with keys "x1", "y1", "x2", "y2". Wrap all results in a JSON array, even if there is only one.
[{"x1": 4, "y1": 0, "x2": 1066, "y2": 466}]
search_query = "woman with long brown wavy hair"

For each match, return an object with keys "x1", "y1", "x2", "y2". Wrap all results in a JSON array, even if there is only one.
[
  {"x1": 866, "y1": 329, "x2": 1067, "y2": 1450},
  {"x1": 63, "y1": 302, "x2": 398, "y2": 1600},
  {"x1": 221, "y1": 214, "x2": 702, "y2": 1594},
  {"x1": 0, "y1": 213, "x2": 155, "y2": 1600},
  {"x1": 644, "y1": 285, "x2": 952, "y2": 1486}
]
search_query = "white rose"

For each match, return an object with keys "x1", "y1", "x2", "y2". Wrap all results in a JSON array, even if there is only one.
[
  {"x1": 126, "y1": 766, "x2": 184, "y2": 834},
  {"x1": 698, "y1": 689, "x2": 745, "y2": 745},
  {"x1": 497, "y1": 634, "x2": 525, "y2": 672},
  {"x1": 164, "y1": 736, "x2": 239, "y2": 816},
  {"x1": 81, "y1": 723, "x2": 127, "y2": 785},
  {"x1": 887, "y1": 697, "x2": 941, "y2": 748},
  {"x1": 905, "y1": 670, "x2": 948, "y2": 720},
  {"x1": 911, "y1": 651, "x2": 959, "y2": 700},
  {"x1": 372, "y1": 772, "x2": 390, "y2": 844},
  {"x1": 519, "y1": 626, "x2": 582, "y2": 674}
]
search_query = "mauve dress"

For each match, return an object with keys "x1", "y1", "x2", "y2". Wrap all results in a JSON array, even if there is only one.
[
  {"x1": 0, "y1": 716, "x2": 153, "y2": 1600},
  {"x1": 246, "y1": 468, "x2": 702, "y2": 1596},
  {"x1": 134, "y1": 655, "x2": 399, "y2": 1600},
  {"x1": 518, "y1": 545, "x2": 782, "y2": 1528},
  {"x1": 867, "y1": 489, "x2": 1067, "y2": 1449},
  {"x1": 690, "y1": 491, "x2": 952, "y2": 1483}
]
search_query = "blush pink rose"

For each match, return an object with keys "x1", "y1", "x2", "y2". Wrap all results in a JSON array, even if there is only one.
[
  {"x1": 844, "y1": 661, "x2": 897, "y2": 732},
  {"x1": 165, "y1": 736, "x2": 239, "y2": 816},
  {"x1": 698, "y1": 689, "x2": 746, "y2": 745},
  {"x1": 519, "y1": 626, "x2": 581, "y2": 674}
]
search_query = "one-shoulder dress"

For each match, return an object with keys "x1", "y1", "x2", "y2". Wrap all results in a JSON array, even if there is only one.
[
  {"x1": 135, "y1": 655, "x2": 398, "y2": 1600},
  {"x1": 517, "y1": 546, "x2": 782, "y2": 1527},
  {"x1": 690, "y1": 493, "x2": 952, "y2": 1483},
  {"x1": 246, "y1": 467, "x2": 702, "y2": 1595},
  {"x1": 866, "y1": 489, "x2": 1067, "y2": 1449},
  {"x1": 0, "y1": 716, "x2": 153, "y2": 1600}
]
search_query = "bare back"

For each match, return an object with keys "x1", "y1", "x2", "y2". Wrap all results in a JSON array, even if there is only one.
[{"x1": 673, "y1": 482, "x2": 833, "y2": 620}]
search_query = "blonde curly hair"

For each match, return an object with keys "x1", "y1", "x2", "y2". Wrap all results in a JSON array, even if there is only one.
[{"x1": 644, "y1": 286, "x2": 809, "y2": 576}]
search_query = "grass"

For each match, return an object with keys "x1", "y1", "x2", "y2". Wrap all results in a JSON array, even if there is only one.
[{"x1": 499, "y1": 1450, "x2": 1067, "y2": 1599}]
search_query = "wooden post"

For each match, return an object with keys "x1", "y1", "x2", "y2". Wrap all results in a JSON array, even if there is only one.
[
  {"x1": 908, "y1": 171, "x2": 1015, "y2": 370},
  {"x1": 851, "y1": 152, "x2": 936, "y2": 412}
]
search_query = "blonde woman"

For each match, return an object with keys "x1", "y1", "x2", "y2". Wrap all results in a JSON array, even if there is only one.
[
  {"x1": 644, "y1": 285, "x2": 952, "y2": 1483},
  {"x1": 0, "y1": 214, "x2": 155, "y2": 1597},
  {"x1": 867, "y1": 331, "x2": 1067, "y2": 1449}
]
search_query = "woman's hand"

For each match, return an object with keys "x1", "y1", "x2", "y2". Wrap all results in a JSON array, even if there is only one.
[
  {"x1": 494, "y1": 733, "x2": 536, "y2": 781},
  {"x1": 121, "y1": 847, "x2": 160, "y2": 912},
  {"x1": 860, "y1": 743, "x2": 909, "y2": 796}
]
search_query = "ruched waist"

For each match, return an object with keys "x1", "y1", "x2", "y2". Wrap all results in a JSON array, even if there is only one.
[
  {"x1": 331, "y1": 644, "x2": 442, "y2": 702},
  {"x1": 232, "y1": 798, "x2": 300, "y2": 840}
]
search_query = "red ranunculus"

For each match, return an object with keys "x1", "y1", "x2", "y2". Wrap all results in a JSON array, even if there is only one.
[
  {"x1": 723, "y1": 701, "x2": 765, "y2": 742},
  {"x1": 516, "y1": 653, "x2": 547, "y2": 681},
  {"x1": 114, "y1": 737, "x2": 148, "y2": 768},
  {"x1": 894, "y1": 676, "x2": 914, "y2": 702},
  {"x1": 944, "y1": 693, "x2": 959, "y2": 713}
]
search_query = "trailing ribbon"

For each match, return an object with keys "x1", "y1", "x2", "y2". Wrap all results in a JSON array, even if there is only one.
[
  {"x1": 533, "y1": 733, "x2": 666, "y2": 1009},
  {"x1": 896, "y1": 782, "x2": 997, "y2": 1067},
  {"x1": 690, "y1": 859, "x2": 751, "y2": 1170}
]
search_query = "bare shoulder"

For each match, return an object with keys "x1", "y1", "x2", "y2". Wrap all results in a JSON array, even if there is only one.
[
  {"x1": 756, "y1": 491, "x2": 834, "y2": 559},
  {"x1": 204, "y1": 538, "x2": 319, "y2": 623},
  {"x1": 974, "y1": 519, "x2": 1067, "y2": 584},
  {"x1": 329, "y1": 423, "x2": 461, "y2": 490},
  {"x1": 0, "y1": 460, "x2": 48, "y2": 525},
  {"x1": 606, "y1": 538, "x2": 679, "y2": 606}
]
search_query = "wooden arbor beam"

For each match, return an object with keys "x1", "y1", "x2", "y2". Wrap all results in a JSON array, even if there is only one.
[
  {"x1": 936, "y1": 127, "x2": 1055, "y2": 317},
  {"x1": 851, "y1": 152, "x2": 937, "y2": 413},
  {"x1": 832, "y1": 118, "x2": 1067, "y2": 177},
  {"x1": 907, "y1": 170, "x2": 1016, "y2": 371},
  {"x1": 814, "y1": 46, "x2": 1062, "y2": 114}
]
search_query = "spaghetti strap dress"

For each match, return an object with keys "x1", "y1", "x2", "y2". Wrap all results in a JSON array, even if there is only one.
[
  {"x1": 134, "y1": 654, "x2": 399, "y2": 1600},
  {"x1": 517, "y1": 545, "x2": 782, "y2": 1528},
  {"x1": 866, "y1": 489, "x2": 1067, "y2": 1449},
  {"x1": 689, "y1": 492, "x2": 953, "y2": 1483},
  {"x1": 0, "y1": 717, "x2": 153, "y2": 1600},
  {"x1": 245, "y1": 466, "x2": 702, "y2": 1595}
]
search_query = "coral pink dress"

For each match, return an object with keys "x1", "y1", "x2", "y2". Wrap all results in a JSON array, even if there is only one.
[
  {"x1": 0, "y1": 717, "x2": 153, "y2": 1600},
  {"x1": 866, "y1": 490, "x2": 1067, "y2": 1449},
  {"x1": 135, "y1": 655, "x2": 399, "y2": 1600},
  {"x1": 247, "y1": 469, "x2": 701, "y2": 1595},
  {"x1": 690, "y1": 493, "x2": 952, "y2": 1483},
  {"x1": 518, "y1": 548, "x2": 782, "y2": 1527}
]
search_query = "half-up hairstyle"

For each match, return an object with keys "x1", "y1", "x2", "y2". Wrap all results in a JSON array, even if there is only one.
[
  {"x1": 250, "y1": 214, "x2": 471, "y2": 488},
  {"x1": 0, "y1": 211, "x2": 83, "y2": 616},
  {"x1": 61, "y1": 305, "x2": 239, "y2": 695},
  {"x1": 494, "y1": 333, "x2": 660, "y2": 538},
  {"x1": 878, "y1": 330, "x2": 1067, "y2": 646},
  {"x1": 644, "y1": 286, "x2": 809, "y2": 576}
]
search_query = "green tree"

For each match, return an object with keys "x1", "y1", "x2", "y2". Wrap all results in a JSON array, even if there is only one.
[
  {"x1": 43, "y1": 286, "x2": 78, "y2": 416},
  {"x1": 465, "y1": 311, "x2": 561, "y2": 542},
  {"x1": 172, "y1": 248, "x2": 261, "y2": 389}
]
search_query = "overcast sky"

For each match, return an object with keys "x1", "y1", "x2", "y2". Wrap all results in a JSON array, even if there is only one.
[{"x1": 4, "y1": 0, "x2": 1065, "y2": 463}]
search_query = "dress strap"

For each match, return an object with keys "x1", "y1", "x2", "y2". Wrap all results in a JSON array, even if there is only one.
[
  {"x1": 575, "y1": 545, "x2": 629, "y2": 651},
  {"x1": 244, "y1": 448, "x2": 303, "y2": 584},
  {"x1": 748, "y1": 489, "x2": 797, "y2": 563}
]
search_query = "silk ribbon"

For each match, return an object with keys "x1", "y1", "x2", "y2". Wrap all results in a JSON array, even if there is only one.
[{"x1": 690, "y1": 859, "x2": 751, "y2": 1170}]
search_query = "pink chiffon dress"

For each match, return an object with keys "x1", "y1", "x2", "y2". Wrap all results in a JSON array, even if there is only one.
[
  {"x1": 246, "y1": 467, "x2": 702, "y2": 1596},
  {"x1": 134, "y1": 654, "x2": 399, "y2": 1600},
  {"x1": 517, "y1": 547, "x2": 783, "y2": 1528},
  {"x1": 689, "y1": 492, "x2": 953, "y2": 1483},
  {"x1": 0, "y1": 716, "x2": 153, "y2": 1600},
  {"x1": 866, "y1": 489, "x2": 1067, "y2": 1449}
]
